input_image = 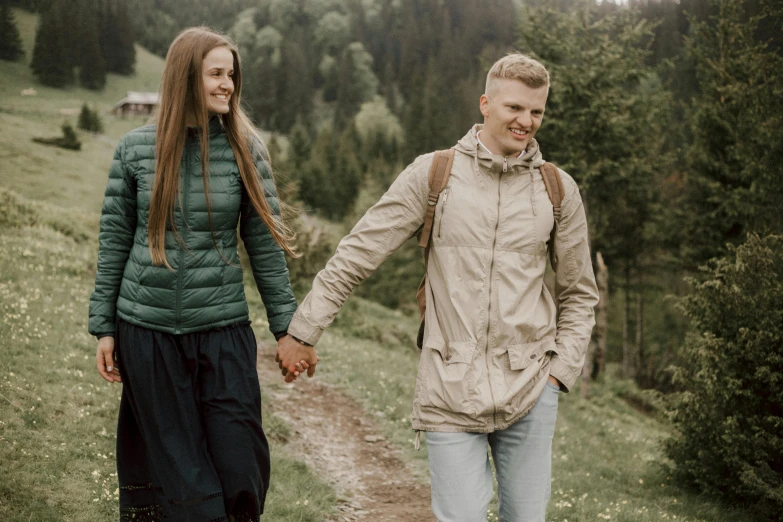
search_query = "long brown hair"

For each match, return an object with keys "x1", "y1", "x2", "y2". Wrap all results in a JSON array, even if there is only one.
[{"x1": 149, "y1": 26, "x2": 297, "y2": 268}]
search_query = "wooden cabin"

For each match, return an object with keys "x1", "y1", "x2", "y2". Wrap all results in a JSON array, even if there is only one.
[{"x1": 113, "y1": 91, "x2": 159, "y2": 117}]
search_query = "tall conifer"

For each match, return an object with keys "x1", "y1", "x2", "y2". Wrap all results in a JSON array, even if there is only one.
[
  {"x1": 30, "y1": 3, "x2": 73, "y2": 87},
  {"x1": 0, "y1": 4, "x2": 25, "y2": 62},
  {"x1": 78, "y1": 6, "x2": 106, "y2": 90},
  {"x1": 99, "y1": 0, "x2": 135, "y2": 75},
  {"x1": 276, "y1": 39, "x2": 312, "y2": 133},
  {"x1": 679, "y1": 0, "x2": 783, "y2": 267}
]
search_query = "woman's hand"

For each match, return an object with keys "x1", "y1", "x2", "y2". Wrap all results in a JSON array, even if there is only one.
[
  {"x1": 276, "y1": 335, "x2": 318, "y2": 383},
  {"x1": 96, "y1": 337, "x2": 122, "y2": 383}
]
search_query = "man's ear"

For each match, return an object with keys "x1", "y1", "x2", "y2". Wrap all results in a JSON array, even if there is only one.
[{"x1": 479, "y1": 94, "x2": 490, "y2": 118}]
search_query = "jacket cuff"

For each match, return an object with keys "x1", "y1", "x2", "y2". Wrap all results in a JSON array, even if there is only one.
[
  {"x1": 95, "y1": 332, "x2": 115, "y2": 340},
  {"x1": 549, "y1": 355, "x2": 579, "y2": 393},
  {"x1": 266, "y1": 306, "x2": 297, "y2": 335},
  {"x1": 286, "y1": 313, "x2": 324, "y2": 346}
]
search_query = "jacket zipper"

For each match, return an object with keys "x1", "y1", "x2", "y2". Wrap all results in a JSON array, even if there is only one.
[
  {"x1": 436, "y1": 187, "x2": 450, "y2": 238},
  {"x1": 174, "y1": 141, "x2": 191, "y2": 332},
  {"x1": 484, "y1": 171, "x2": 502, "y2": 430}
]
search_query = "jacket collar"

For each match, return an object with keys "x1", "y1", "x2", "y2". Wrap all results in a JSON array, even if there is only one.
[
  {"x1": 454, "y1": 124, "x2": 544, "y2": 174},
  {"x1": 186, "y1": 116, "x2": 224, "y2": 139}
]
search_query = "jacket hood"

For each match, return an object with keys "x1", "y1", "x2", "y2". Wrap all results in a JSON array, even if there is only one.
[{"x1": 454, "y1": 124, "x2": 545, "y2": 173}]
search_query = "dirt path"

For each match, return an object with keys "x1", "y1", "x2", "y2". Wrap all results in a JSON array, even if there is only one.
[{"x1": 256, "y1": 342, "x2": 435, "y2": 522}]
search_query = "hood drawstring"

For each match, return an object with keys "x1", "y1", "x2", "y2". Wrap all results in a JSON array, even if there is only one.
[
  {"x1": 414, "y1": 430, "x2": 422, "y2": 451},
  {"x1": 530, "y1": 164, "x2": 537, "y2": 216},
  {"x1": 473, "y1": 143, "x2": 484, "y2": 189}
]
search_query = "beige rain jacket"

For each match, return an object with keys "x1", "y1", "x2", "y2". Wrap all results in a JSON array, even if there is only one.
[{"x1": 287, "y1": 125, "x2": 599, "y2": 433}]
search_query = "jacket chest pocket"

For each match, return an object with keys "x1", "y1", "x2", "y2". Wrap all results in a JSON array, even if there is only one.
[
  {"x1": 432, "y1": 183, "x2": 496, "y2": 248},
  {"x1": 500, "y1": 187, "x2": 555, "y2": 252},
  {"x1": 435, "y1": 187, "x2": 451, "y2": 239}
]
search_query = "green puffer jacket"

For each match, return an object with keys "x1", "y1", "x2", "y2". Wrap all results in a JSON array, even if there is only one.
[{"x1": 88, "y1": 117, "x2": 297, "y2": 338}]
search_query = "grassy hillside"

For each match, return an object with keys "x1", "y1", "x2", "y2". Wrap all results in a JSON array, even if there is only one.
[{"x1": 0, "y1": 9, "x2": 162, "y2": 213}]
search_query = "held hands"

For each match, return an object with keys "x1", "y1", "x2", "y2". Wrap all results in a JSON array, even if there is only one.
[
  {"x1": 275, "y1": 334, "x2": 318, "y2": 383},
  {"x1": 96, "y1": 336, "x2": 122, "y2": 383}
]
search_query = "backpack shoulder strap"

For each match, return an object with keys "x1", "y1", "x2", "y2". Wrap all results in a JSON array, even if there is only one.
[
  {"x1": 539, "y1": 162, "x2": 565, "y2": 269},
  {"x1": 416, "y1": 148, "x2": 454, "y2": 349},
  {"x1": 539, "y1": 162, "x2": 565, "y2": 221},
  {"x1": 418, "y1": 148, "x2": 455, "y2": 250}
]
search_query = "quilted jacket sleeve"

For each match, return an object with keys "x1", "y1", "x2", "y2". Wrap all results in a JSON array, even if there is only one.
[
  {"x1": 550, "y1": 171, "x2": 599, "y2": 392},
  {"x1": 88, "y1": 137, "x2": 137, "y2": 338},
  {"x1": 240, "y1": 143, "x2": 298, "y2": 335}
]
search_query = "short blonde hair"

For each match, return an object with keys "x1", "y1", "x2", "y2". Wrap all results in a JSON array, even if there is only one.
[{"x1": 485, "y1": 54, "x2": 549, "y2": 94}]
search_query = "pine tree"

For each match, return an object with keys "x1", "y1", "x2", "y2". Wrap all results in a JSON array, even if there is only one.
[
  {"x1": 275, "y1": 38, "x2": 312, "y2": 133},
  {"x1": 665, "y1": 234, "x2": 783, "y2": 519},
  {"x1": 251, "y1": 54, "x2": 279, "y2": 129},
  {"x1": 678, "y1": 0, "x2": 783, "y2": 268},
  {"x1": 334, "y1": 50, "x2": 357, "y2": 130},
  {"x1": 99, "y1": 0, "x2": 135, "y2": 75},
  {"x1": 89, "y1": 106, "x2": 104, "y2": 134},
  {"x1": 30, "y1": 4, "x2": 73, "y2": 87},
  {"x1": 0, "y1": 4, "x2": 25, "y2": 62},
  {"x1": 335, "y1": 42, "x2": 379, "y2": 131},
  {"x1": 112, "y1": 0, "x2": 135, "y2": 74},
  {"x1": 78, "y1": 5, "x2": 107, "y2": 90},
  {"x1": 403, "y1": 58, "x2": 450, "y2": 158},
  {"x1": 78, "y1": 103, "x2": 104, "y2": 133},
  {"x1": 78, "y1": 104, "x2": 92, "y2": 131},
  {"x1": 287, "y1": 120, "x2": 312, "y2": 171},
  {"x1": 331, "y1": 129, "x2": 362, "y2": 220},
  {"x1": 58, "y1": 0, "x2": 81, "y2": 71}
]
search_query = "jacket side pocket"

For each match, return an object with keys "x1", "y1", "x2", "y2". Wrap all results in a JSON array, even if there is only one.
[
  {"x1": 506, "y1": 337, "x2": 556, "y2": 371},
  {"x1": 422, "y1": 338, "x2": 477, "y2": 415}
]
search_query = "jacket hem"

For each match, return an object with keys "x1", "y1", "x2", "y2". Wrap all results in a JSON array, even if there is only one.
[
  {"x1": 116, "y1": 311, "x2": 254, "y2": 336},
  {"x1": 412, "y1": 395, "x2": 542, "y2": 434}
]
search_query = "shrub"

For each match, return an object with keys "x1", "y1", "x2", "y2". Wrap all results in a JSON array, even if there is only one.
[
  {"x1": 32, "y1": 122, "x2": 82, "y2": 151},
  {"x1": 665, "y1": 234, "x2": 783, "y2": 520},
  {"x1": 77, "y1": 103, "x2": 104, "y2": 133}
]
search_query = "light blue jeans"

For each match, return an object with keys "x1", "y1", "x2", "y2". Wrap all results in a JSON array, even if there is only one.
[{"x1": 425, "y1": 382, "x2": 560, "y2": 522}]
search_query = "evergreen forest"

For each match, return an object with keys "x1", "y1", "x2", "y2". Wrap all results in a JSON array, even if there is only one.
[{"x1": 7, "y1": 0, "x2": 783, "y2": 516}]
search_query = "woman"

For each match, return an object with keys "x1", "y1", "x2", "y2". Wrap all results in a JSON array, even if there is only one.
[{"x1": 88, "y1": 27, "x2": 298, "y2": 521}]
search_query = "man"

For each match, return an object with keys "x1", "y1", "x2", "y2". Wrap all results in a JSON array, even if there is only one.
[{"x1": 277, "y1": 54, "x2": 599, "y2": 521}]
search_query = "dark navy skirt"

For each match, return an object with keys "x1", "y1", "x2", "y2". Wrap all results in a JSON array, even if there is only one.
[{"x1": 114, "y1": 318, "x2": 270, "y2": 522}]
